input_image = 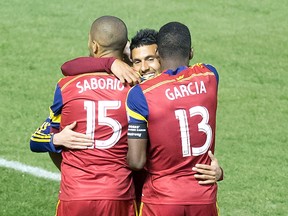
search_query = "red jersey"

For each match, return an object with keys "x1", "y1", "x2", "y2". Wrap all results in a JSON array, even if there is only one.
[
  {"x1": 51, "y1": 72, "x2": 134, "y2": 201},
  {"x1": 126, "y1": 64, "x2": 219, "y2": 204}
]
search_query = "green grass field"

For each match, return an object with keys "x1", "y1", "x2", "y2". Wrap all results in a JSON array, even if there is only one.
[{"x1": 1, "y1": 0, "x2": 288, "y2": 215}]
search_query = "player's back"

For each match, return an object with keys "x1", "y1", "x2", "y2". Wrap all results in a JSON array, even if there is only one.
[
  {"x1": 57, "y1": 72, "x2": 134, "y2": 201},
  {"x1": 140, "y1": 64, "x2": 218, "y2": 204}
]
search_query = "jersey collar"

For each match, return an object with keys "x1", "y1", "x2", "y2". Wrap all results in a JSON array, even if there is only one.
[{"x1": 164, "y1": 66, "x2": 188, "y2": 76}]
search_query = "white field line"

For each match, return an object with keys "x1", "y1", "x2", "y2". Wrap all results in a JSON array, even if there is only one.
[{"x1": 0, "y1": 157, "x2": 60, "y2": 181}]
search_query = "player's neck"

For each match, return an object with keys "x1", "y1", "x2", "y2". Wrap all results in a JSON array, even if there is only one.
[
  {"x1": 160, "y1": 58, "x2": 189, "y2": 71},
  {"x1": 96, "y1": 50, "x2": 123, "y2": 60}
]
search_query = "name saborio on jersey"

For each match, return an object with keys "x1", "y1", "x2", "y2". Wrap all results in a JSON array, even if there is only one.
[{"x1": 76, "y1": 78, "x2": 125, "y2": 93}]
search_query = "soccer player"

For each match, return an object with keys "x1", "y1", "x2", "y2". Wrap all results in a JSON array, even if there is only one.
[
  {"x1": 32, "y1": 16, "x2": 137, "y2": 216},
  {"x1": 30, "y1": 36, "x2": 141, "y2": 171},
  {"x1": 129, "y1": 29, "x2": 160, "y2": 80},
  {"x1": 126, "y1": 22, "x2": 220, "y2": 216}
]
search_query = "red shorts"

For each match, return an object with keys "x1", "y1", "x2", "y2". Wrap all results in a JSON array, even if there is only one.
[
  {"x1": 56, "y1": 199, "x2": 137, "y2": 216},
  {"x1": 139, "y1": 202, "x2": 219, "y2": 216}
]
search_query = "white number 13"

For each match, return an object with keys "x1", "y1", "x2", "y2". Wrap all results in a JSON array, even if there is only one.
[{"x1": 175, "y1": 106, "x2": 212, "y2": 157}]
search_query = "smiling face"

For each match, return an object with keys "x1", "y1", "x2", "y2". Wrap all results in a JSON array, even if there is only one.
[{"x1": 131, "y1": 44, "x2": 161, "y2": 80}]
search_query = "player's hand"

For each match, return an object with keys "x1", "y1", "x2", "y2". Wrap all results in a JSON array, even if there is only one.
[
  {"x1": 192, "y1": 151, "x2": 223, "y2": 185},
  {"x1": 111, "y1": 59, "x2": 141, "y2": 85},
  {"x1": 53, "y1": 121, "x2": 94, "y2": 149}
]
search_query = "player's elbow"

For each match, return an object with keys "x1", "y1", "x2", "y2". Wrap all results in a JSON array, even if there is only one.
[
  {"x1": 127, "y1": 139, "x2": 147, "y2": 170},
  {"x1": 127, "y1": 156, "x2": 146, "y2": 171},
  {"x1": 128, "y1": 161, "x2": 146, "y2": 171},
  {"x1": 30, "y1": 139, "x2": 40, "y2": 152}
]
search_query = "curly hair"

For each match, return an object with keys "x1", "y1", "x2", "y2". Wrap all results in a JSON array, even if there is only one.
[{"x1": 130, "y1": 29, "x2": 158, "y2": 51}]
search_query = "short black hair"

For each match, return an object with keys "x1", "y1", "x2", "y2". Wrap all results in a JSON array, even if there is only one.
[
  {"x1": 130, "y1": 29, "x2": 158, "y2": 51},
  {"x1": 157, "y1": 22, "x2": 191, "y2": 59}
]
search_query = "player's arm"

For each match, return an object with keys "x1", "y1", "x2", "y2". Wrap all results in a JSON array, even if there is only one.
[
  {"x1": 61, "y1": 57, "x2": 140, "y2": 85},
  {"x1": 61, "y1": 57, "x2": 116, "y2": 75},
  {"x1": 126, "y1": 85, "x2": 149, "y2": 170},
  {"x1": 52, "y1": 121, "x2": 94, "y2": 149},
  {"x1": 127, "y1": 135, "x2": 147, "y2": 171},
  {"x1": 30, "y1": 117, "x2": 62, "y2": 152},
  {"x1": 30, "y1": 84, "x2": 93, "y2": 153},
  {"x1": 30, "y1": 120, "x2": 93, "y2": 152},
  {"x1": 192, "y1": 151, "x2": 224, "y2": 184},
  {"x1": 30, "y1": 83, "x2": 64, "y2": 153},
  {"x1": 30, "y1": 117, "x2": 63, "y2": 170}
]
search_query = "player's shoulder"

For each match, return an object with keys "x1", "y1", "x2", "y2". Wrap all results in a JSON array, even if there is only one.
[
  {"x1": 189, "y1": 63, "x2": 218, "y2": 77},
  {"x1": 57, "y1": 75, "x2": 75, "y2": 88},
  {"x1": 189, "y1": 63, "x2": 216, "y2": 71}
]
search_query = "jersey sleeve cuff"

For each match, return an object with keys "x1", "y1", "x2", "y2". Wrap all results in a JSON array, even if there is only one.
[{"x1": 50, "y1": 134, "x2": 62, "y2": 153}]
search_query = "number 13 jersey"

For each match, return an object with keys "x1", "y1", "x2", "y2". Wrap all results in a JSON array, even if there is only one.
[{"x1": 126, "y1": 63, "x2": 219, "y2": 204}]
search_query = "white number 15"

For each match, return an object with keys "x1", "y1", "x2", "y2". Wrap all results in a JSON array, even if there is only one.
[{"x1": 84, "y1": 100, "x2": 122, "y2": 149}]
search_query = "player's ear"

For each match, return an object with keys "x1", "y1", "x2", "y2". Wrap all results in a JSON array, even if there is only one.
[
  {"x1": 92, "y1": 41, "x2": 99, "y2": 55},
  {"x1": 189, "y1": 47, "x2": 193, "y2": 60},
  {"x1": 87, "y1": 34, "x2": 98, "y2": 57}
]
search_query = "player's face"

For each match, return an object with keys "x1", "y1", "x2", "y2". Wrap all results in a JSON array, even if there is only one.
[{"x1": 131, "y1": 44, "x2": 160, "y2": 80}]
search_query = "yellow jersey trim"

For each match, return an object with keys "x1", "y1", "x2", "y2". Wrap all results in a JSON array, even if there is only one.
[{"x1": 126, "y1": 105, "x2": 147, "y2": 122}]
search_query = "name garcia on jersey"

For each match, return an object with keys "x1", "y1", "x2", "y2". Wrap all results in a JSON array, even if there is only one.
[
  {"x1": 76, "y1": 78, "x2": 125, "y2": 93},
  {"x1": 165, "y1": 81, "x2": 207, "y2": 101}
]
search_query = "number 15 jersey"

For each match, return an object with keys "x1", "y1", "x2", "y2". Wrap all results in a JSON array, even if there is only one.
[
  {"x1": 51, "y1": 72, "x2": 134, "y2": 201},
  {"x1": 126, "y1": 63, "x2": 219, "y2": 205}
]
